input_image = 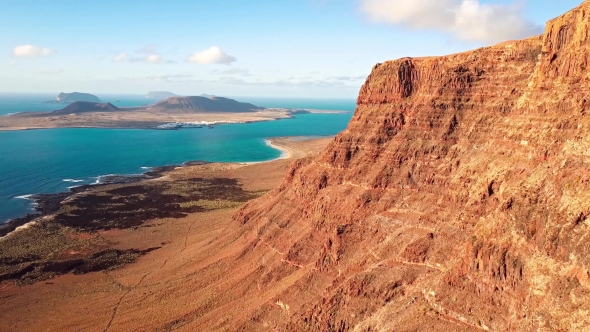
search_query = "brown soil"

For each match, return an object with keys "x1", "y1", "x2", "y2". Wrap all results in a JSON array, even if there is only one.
[{"x1": 0, "y1": 137, "x2": 332, "y2": 331}]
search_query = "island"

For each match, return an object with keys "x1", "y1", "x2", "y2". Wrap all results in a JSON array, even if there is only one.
[
  {"x1": 0, "y1": 95, "x2": 346, "y2": 131},
  {"x1": 52, "y1": 102, "x2": 120, "y2": 114},
  {"x1": 45, "y1": 92, "x2": 102, "y2": 104},
  {"x1": 148, "y1": 96, "x2": 263, "y2": 113},
  {"x1": 145, "y1": 91, "x2": 178, "y2": 100}
]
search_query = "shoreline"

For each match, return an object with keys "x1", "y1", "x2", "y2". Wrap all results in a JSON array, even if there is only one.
[
  {"x1": 0, "y1": 108, "x2": 350, "y2": 132},
  {"x1": 263, "y1": 136, "x2": 332, "y2": 161},
  {"x1": 0, "y1": 136, "x2": 333, "y2": 286},
  {"x1": 0, "y1": 164, "x2": 183, "y2": 238},
  {"x1": 0, "y1": 136, "x2": 331, "y2": 238},
  {"x1": 265, "y1": 139, "x2": 290, "y2": 159}
]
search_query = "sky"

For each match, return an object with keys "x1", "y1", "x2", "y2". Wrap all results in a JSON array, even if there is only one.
[{"x1": 0, "y1": 0, "x2": 583, "y2": 98}]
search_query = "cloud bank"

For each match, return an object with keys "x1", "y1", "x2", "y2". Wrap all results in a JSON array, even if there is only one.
[
  {"x1": 117, "y1": 73, "x2": 368, "y2": 89},
  {"x1": 188, "y1": 47, "x2": 236, "y2": 65},
  {"x1": 112, "y1": 53, "x2": 168, "y2": 64},
  {"x1": 13, "y1": 45, "x2": 55, "y2": 58},
  {"x1": 361, "y1": 0, "x2": 543, "y2": 43}
]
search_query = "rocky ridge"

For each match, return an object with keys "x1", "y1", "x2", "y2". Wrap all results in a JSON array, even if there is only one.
[
  {"x1": 147, "y1": 96, "x2": 263, "y2": 113},
  {"x1": 231, "y1": 2, "x2": 590, "y2": 331}
]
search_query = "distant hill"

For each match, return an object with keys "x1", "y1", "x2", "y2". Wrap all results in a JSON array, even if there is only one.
[
  {"x1": 54, "y1": 92, "x2": 101, "y2": 103},
  {"x1": 146, "y1": 91, "x2": 178, "y2": 100},
  {"x1": 53, "y1": 102, "x2": 120, "y2": 114},
  {"x1": 147, "y1": 96, "x2": 264, "y2": 113}
]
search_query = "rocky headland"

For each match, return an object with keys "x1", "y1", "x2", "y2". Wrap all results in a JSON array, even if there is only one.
[{"x1": 228, "y1": 2, "x2": 590, "y2": 330}]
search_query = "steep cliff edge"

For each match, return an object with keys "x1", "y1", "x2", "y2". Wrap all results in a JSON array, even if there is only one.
[{"x1": 232, "y1": 2, "x2": 590, "y2": 331}]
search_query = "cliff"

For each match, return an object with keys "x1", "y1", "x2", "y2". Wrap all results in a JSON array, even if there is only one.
[
  {"x1": 229, "y1": 2, "x2": 590, "y2": 331},
  {"x1": 55, "y1": 92, "x2": 101, "y2": 103},
  {"x1": 147, "y1": 96, "x2": 263, "y2": 113}
]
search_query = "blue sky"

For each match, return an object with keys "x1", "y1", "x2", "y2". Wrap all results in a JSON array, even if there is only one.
[{"x1": 0, "y1": 0, "x2": 582, "y2": 98}]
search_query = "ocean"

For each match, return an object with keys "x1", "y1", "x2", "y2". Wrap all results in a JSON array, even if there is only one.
[{"x1": 0, "y1": 94, "x2": 356, "y2": 223}]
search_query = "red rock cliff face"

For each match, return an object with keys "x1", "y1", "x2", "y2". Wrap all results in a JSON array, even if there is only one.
[{"x1": 234, "y1": 2, "x2": 590, "y2": 331}]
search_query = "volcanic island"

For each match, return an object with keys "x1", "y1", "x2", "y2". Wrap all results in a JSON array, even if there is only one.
[{"x1": 0, "y1": 94, "x2": 342, "y2": 131}]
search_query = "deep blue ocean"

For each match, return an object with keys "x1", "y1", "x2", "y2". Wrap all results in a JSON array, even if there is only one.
[{"x1": 0, "y1": 94, "x2": 355, "y2": 223}]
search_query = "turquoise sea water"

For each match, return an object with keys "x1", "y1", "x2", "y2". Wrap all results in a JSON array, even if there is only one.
[{"x1": 0, "y1": 95, "x2": 355, "y2": 223}]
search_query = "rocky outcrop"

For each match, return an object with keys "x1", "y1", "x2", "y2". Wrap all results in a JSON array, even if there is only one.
[
  {"x1": 231, "y1": 2, "x2": 590, "y2": 331},
  {"x1": 55, "y1": 92, "x2": 101, "y2": 103},
  {"x1": 147, "y1": 96, "x2": 263, "y2": 113}
]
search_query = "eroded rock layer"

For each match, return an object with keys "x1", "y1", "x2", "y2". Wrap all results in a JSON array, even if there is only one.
[{"x1": 233, "y1": 3, "x2": 590, "y2": 331}]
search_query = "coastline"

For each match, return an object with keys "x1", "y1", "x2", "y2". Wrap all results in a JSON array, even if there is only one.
[
  {"x1": 265, "y1": 138, "x2": 290, "y2": 159},
  {"x1": 0, "y1": 136, "x2": 332, "y2": 287},
  {"x1": 0, "y1": 164, "x2": 183, "y2": 238},
  {"x1": 0, "y1": 136, "x2": 331, "y2": 238},
  {"x1": 264, "y1": 136, "x2": 333, "y2": 161}
]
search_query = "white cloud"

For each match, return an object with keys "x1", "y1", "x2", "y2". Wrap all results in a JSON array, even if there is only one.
[
  {"x1": 112, "y1": 52, "x2": 171, "y2": 64},
  {"x1": 114, "y1": 74, "x2": 365, "y2": 89},
  {"x1": 361, "y1": 0, "x2": 543, "y2": 43},
  {"x1": 112, "y1": 53, "x2": 129, "y2": 62},
  {"x1": 187, "y1": 46, "x2": 236, "y2": 65},
  {"x1": 13, "y1": 45, "x2": 55, "y2": 58},
  {"x1": 146, "y1": 54, "x2": 162, "y2": 63},
  {"x1": 118, "y1": 73, "x2": 195, "y2": 82}
]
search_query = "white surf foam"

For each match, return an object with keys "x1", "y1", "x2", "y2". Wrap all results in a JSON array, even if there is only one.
[
  {"x1": 92, "y1": 174, "x2": 116, "y2": 185},
  {"x1": 63, "y1": 179, "x2": 84, "y2": 183}
]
